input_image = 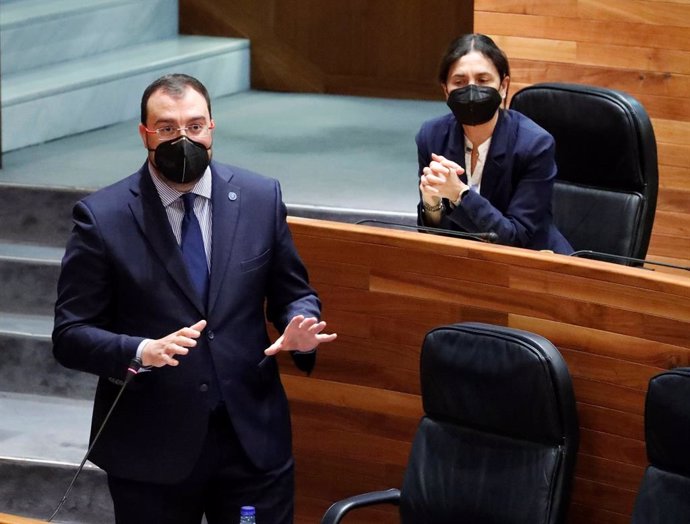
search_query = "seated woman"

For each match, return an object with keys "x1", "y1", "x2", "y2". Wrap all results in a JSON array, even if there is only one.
[{"x1": 417, "y1": 33, "x2": 573, "y2": 254}]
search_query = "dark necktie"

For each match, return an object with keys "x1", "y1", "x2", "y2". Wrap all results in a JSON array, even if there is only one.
[{"x1": 180, "y1": 193, "x2": 209, "y2": 304}]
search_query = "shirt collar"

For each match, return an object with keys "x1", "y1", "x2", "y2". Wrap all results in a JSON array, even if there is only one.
[
  {"x1": 464, "y1": 136, "x2": 492, "y2": 159},
  {"x1": 148, "y1": 161, "x2": 213, "y2": 207}
]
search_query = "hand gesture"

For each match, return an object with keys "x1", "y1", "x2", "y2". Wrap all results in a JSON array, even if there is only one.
[
  {"x1": 141, "y1": 319, "x2": 207, "y2": 367},
  {"x1": 264, "y1": 315, "x2": 337, "y2": 356},
  {"x1": 420, "y1": 153, "x2": 468, "y2": 201}
]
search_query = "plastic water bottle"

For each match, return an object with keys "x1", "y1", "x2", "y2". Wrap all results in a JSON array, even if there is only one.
[{"x1": 239, "y1": 506, "x2": 256, "y2": 523}]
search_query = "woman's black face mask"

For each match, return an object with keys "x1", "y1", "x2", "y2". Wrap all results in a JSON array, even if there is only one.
[
  {"x1": 446, "y1": 84, "x2": 502, "y2": 126},
  {"x1": 151, "y1": 136, "x2": 210, "y2": 184}
]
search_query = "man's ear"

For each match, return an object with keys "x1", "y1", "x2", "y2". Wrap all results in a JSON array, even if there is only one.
[{"x1": 138, "y1": 123, "x2": 149, "y2": 149}]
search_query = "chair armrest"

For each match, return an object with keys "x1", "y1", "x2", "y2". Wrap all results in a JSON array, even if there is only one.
[{"x1": 321, "y1": 488, "x2": 401, "y2": 524}]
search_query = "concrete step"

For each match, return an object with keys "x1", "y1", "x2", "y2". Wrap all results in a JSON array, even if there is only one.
[
  {"x1": 0, "y1": 312, "x2": 96, "y2": 400},
  {"x1": 0, "y1": 392, "x2": 92, "y2": 464},
  {"x1": 0, "y1": 392, "x2": 112, "y2": 523},
  {"x1": 0, "y1": 242, "x2": 63, "y2": 316},
  {"x1": 3, "y1": 35, "x2": 250, "y2": 152},
  {"x1": 0, "y1": 457, "x2": 112, "y2": 524},
  {"x1": 0, "y1": 0, "x2": 177, "y2": 75},
  {"x1": 0, "y1": 185, "x2": 88, "y2": 247}
]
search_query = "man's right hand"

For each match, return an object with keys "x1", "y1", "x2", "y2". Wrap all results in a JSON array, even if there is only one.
[{"x1": 141, "y1": 319, "x2": 207, "y2": 367}]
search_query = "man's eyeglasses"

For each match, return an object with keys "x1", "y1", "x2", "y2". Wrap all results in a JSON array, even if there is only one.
[{"x1": 144, "y1": 122, "x2": 215, "y2": 140}]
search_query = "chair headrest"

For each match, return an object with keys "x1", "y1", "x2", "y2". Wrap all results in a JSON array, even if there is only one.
[
  {"x1": 510, "y1": 83, "x2": 658, "y2": 193},
  {"x1": 645, "y1": 368, "x2": 690, "y2": 476},
  {"x1": 421, "y1": 322, "x2": 578, "y2": 443}
]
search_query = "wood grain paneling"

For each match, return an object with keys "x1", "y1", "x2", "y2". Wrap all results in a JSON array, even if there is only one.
[
  {"x1": 659, "y1": 166, "x2": 690, "y2": 191},
  {"x1": 181, "y1": 0, "x2": 472, "y2": 98},
  {"x1": 571, "y1": 376, "x2": 647, "y2": 416},
  {"x1": 475, "y1": 12, "x2": 690, "y2": 49},
  {"x1": 570, "y1": 503, "x2": 631, "y2": 524},
  {"x1": 474, "y1": 1, "x2": 690, "y2": 270},
  {"x1": 657, "y1": 187, "x2": 690, "y2": 214},
  {"x1": 276, "y1": 218, "x2": 690, "y2": 523},
  {"x1": 576, "y1": 454, "x2": 645, "y2": 492},
  {"x1": 576, "y1": 404, "x2": 645, "y2": 441},
  {"x1": 0, "y1": 514, "x2": 45, "y2": 524},
  {"x1": 572, "y1": 476, "x2": 637, "y2": 516}
]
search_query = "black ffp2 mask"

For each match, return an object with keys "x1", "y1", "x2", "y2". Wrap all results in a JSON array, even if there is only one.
[
  {"x1": 447, "y1": 85, "x2": 502, "y2": 126},
  {"x1": 151, "y1": 136, "x2": 210, "y2": 184}
]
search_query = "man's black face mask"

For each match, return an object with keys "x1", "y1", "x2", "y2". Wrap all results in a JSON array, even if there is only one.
[
  {"x1": 151, "y1": 136, "x2": 210, "y2": 184},
  {"x1": 447, "y1": 84, "x2": 503, "y2": 126}
]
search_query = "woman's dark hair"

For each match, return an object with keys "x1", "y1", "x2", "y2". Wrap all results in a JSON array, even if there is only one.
[
  {"x1": 438, "y1": 33, "x2": 510, "y2": 85},
  {"x1": 140, "y1": 73, "x2": 212, "y2": 125}
]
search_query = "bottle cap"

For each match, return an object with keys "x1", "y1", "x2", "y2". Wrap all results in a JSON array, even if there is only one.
[{"x1": 240, "y1": 506, "x2": 256, "y2": 516}]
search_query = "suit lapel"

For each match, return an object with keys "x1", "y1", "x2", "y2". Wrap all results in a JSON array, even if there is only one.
[
  {"x1": 480, "y1": 110, "x2": 509, "y2": 203},
  {"x1": 128, "y1": 164, "x2": 206, "y2": 315},
  {"x1": 447, "y1": 118, "x2": 468, "y2": 183},
  {"x1": 208, "y1": 164, "x2": 241, "y2": 313}
]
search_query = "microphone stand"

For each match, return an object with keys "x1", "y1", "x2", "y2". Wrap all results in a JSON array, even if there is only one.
[
  {"x1": 571, "y1": 250, "x2": 690, "y2": 272},
  {"x1": 355, "y1": 219, "x2": 498, "y2": 243},
  {"x1": 48, "y1": 358, "x2": 143, "y2": 522}
]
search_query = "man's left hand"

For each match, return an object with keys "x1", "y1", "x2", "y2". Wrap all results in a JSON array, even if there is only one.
[{"x1": 264, "y1": 315, "x2": 337, "y2": 356}]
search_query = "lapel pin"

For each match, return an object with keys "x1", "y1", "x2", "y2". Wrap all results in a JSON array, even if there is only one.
[{"x1": 228, "y1": 191, "x2": 237, "y2": 201}]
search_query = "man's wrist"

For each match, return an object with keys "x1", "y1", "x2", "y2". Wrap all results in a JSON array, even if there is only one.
[{"x1": 136, "y1": 339, "x2": 153, "y2": 370}]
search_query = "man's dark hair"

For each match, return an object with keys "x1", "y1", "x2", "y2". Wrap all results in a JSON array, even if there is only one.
[
  {"x1": 140, "y1": 73, "x2": 212, "y2": 125},
  {"x1": 438, "y1": 33, "x2": 510, "y2": 85}
]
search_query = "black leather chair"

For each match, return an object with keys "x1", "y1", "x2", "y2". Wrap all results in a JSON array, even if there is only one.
[
  {"x1": 632, "y1": 368, "x2": 690, "y2": 523},
  {"x1": 321, "y1": 322, "x2": 580, "y2": 524},
  {"x1": 510, "y1": 83, "x2": 658, "y2": 261}
]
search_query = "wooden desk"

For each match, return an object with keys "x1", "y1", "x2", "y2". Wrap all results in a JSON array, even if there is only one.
[
  {"x1": 0, "y1": 513, "x2": 45, "y2": 524},
  {"x1": 281, "y1": 217, "x2": 690, "y2": 524}
]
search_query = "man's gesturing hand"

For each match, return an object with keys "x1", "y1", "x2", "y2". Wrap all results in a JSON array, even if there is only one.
[
  {"x1": 264, "y1": 315, "x2": 337, "y2": 356},
  {"x1": 141, "y1": 320, "x2": 207, "y2": 367}
]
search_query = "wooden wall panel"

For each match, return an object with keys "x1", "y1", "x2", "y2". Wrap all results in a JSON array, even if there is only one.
[
  {"x1": 0, "y1": 514, "x2": 45, "y2": 524},
  {"x1": 474, "y1": 11, "x2": 689, "y2": 49},
  {"x1": 275, "y1": 218, "x2": 690, "y2": 523},
  {"x1": 473, "y1": 0, "x2": 690, "y2": 270},
  {"x1": 180, "y1": 0, "x2": 472, "y2": 99}
]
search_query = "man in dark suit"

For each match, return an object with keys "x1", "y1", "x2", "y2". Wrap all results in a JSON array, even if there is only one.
[{"x1": 53, "y1": 73, "x2": 336, "y2": 524}]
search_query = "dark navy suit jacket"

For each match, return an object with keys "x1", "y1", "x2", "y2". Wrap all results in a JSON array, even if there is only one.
[
  {"x1": 416, "y1": 109, "x2": 573, "y2": 254},
  {"x1": 53, "y1": 161, "x2": 320, "y2": 483}
]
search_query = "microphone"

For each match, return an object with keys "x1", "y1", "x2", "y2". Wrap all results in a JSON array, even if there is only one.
[
  {"x1": 48, "y1": 357, "x2": 143, "y2": 522},
  {"x1": 570, "y1": 250, "x2": 690, "y2": 272},
  {"x1": 355, "y1": 219, "x2": 499, "y2": 243}
]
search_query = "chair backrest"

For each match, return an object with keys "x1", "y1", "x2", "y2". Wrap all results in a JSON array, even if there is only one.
[
  {"x1": 632, "y1": 368, "x2": 690, "y2": 523},
  {"x1": 400, "y1": 322, "x2": 579, "y2": 524},
  {"x1": 510, "y1": 83, "x2": 658, "y2": 260}
]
